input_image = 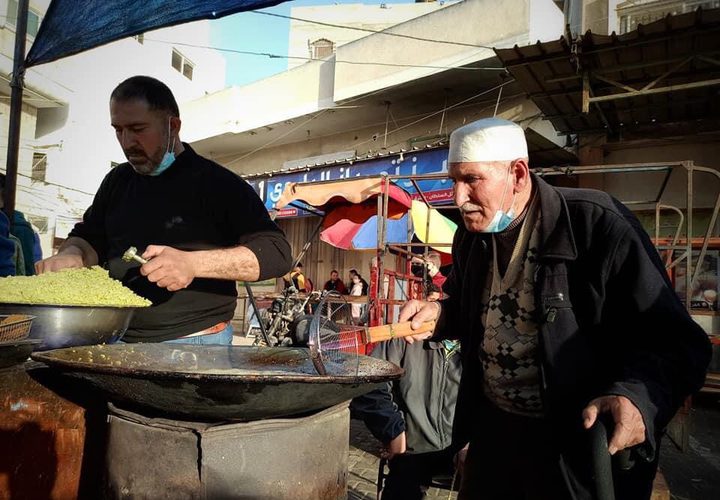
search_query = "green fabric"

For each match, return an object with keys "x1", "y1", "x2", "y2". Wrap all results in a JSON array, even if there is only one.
[{"x1": 8, "y1": 234, "x2": 26, "y2": 276}]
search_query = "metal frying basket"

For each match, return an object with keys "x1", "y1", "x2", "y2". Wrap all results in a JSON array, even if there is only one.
[
  {"x1": 309, "y1": 291, "x2": 364, "y2": 376},
  {"x1": 0, "y1": 314, "x2": 35, "y2": 343}
]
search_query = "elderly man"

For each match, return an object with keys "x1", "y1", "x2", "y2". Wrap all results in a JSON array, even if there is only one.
[
  {"x1": 400, "y1": 118, "x2": 711, "y2": 499},
  {"x1": 36, "y1": 76, "x2": 292, "y2": 344}
]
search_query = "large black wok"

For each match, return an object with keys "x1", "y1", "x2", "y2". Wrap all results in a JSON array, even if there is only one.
[
  {"x1": 31, "y1": 344, "x2": 403, "y2": 421},
  {"x1": 0, "y1": 304, "x2": 136, "y2": 350}
]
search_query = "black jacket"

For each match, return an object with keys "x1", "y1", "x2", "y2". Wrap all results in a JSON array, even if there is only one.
[
  {"x1": 438, "y1": 175, "x2": 711, "y2": 491},
  {"x1": 350, "y1": 339, "x2": 462, "y2": 455}
]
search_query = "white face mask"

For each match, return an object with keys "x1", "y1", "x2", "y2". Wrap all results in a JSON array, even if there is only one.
[{"x1": 482, "y1": 163, "x2": 516, "y2": 233}]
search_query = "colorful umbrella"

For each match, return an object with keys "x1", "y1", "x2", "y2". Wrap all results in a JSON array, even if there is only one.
[
  {"x1": 320, "y1": 214, "x2": 409, "y2": 250},
  {"x1": 410, "y1": 200, "x2": 457, "y2": 255},
  {"x1": 275, "y1": 178, "x2": 413, "y2": 251}
]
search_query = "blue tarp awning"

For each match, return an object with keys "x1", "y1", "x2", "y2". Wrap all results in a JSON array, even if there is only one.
[{"x1": 25, "y1": 0, "x2": 287, "y2": 68}]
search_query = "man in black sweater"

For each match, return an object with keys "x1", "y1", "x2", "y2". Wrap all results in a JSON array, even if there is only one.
[{"x1": 36, "y1": 76, "x2": 292, "y2": 343}]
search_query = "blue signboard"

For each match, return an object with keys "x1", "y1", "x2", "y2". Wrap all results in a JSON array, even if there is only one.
[{"x1": 250, "y1": 148, "x2": 451, "y2": 217}]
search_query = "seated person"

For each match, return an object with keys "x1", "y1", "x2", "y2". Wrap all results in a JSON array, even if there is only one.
[
  {"x1": 284, "y1": 262, "x2": 308, "y2": 292},
  {"x1": 350, "y1": 292, "x2": 463, "y2": 499},
  {"x1": 323, "y1": 269, "x2": 348, "y2": 294}
]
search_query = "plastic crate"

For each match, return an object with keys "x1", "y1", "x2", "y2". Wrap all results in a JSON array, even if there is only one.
[{"x1": 0, "y1": 315, "x2": 35, "y2": 343}]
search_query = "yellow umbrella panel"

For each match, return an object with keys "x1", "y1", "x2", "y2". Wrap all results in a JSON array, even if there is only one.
[{"x1": 410, "y1": 200, "x2": 457, "y2": 254}]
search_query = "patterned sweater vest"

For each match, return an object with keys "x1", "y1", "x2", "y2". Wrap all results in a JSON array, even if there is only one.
[{"x1": 480, "y1": 195, "x2": 544, "y2": 417}]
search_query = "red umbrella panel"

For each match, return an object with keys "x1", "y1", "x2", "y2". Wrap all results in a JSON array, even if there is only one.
[{"x1": 274, "y1": 178, "x2": 413, "y2": 250}]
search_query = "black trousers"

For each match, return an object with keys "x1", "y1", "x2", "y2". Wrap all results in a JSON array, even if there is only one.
[
  {"x1": 458, "y1": 400, "x2": 659, "y2": 500},
  {"x1": 381, "y1": 449, "x2": 455, "y2": 500}
]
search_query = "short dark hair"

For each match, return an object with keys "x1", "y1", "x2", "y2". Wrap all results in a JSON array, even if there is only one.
[
  {"x1": 111, "y1": 76, "x2": 180, "y2": 117},
  {"x1": 426, "y1": 283, "x2": 442, "y2": 295},
  {"x1": 331, "y1": 269, "x2": 338, "y2": 274}
]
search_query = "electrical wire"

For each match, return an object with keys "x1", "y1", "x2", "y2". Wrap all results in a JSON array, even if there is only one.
[
  {"x1": 253, "y1": 11, "x2": 493, "y2": 49},
  {"x1": 0, "y1": 168, "x2": 95, "y2": 196},
  {"x1": 224, "y1": 109, "x2": 332, "y2": 167},
  {"x1": 0, "y1": 72, "x2": 66, "y2": 106},
  {"x1": 145, "y1": 39, "x2": 501, "y2": 72},
  {"x1": 343, "y1": 79, "x2": 516, "y2": 152},
  {"x1": 222, "y1": 83, "x2": 402, "y2": 164}
]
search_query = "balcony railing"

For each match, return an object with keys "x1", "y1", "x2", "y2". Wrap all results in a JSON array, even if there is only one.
[{"x1": 618, "y1": 0, "x2": 720, "y2": 34}]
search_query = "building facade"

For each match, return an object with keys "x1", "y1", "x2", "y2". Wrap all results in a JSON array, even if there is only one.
[{"x1": 0, "y1": 0, "x2": 226, "y2": 256}]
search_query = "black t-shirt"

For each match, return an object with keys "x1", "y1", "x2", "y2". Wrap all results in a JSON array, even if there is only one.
[{"x1": 69, "y1": 144, "x2": 290, "y2": 342}]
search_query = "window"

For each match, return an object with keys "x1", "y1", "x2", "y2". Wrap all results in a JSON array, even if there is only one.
[
  {"x1": 182, "y1": 62, "x2": 193, "y2": 80},
  {"x1": 26, "y1": 214, "x2": 48, "y2": 234},
  {"x1": 31, "y1": 153, "x2": 47, "y2": 182},
  {"x1": 6, "y1": 0, "x2": 42, "y2": 38},
  {"x1": 308, "y1": 39, "x2": 335, "y2": 60},
  {"x1": 171, "y1": 50, "x2": 182, "y2": 71},
  {"x1": 171, "y1": 49, "x2": 194, "y2": 80}
]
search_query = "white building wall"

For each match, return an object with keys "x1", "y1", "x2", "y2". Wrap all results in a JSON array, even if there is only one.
[
  {"x1": 0, "y1": 1, "x2": 225, "y2": 256},
  {"x1": 36, "y1": 21, "x2": 226, "y2": 194},
  {"x1": 332, "y1": 0, "x2": 536, "y2": 102},
  {"x1": 184, "y1": 0, "x2": 566, "y2": 175},
  {"x1": 530, "y1": 0, "x2": 567, "y2": 43},
  {"x1": 182, "y1": 58, "x2": 333, "y2": 146},
  {"x1": 287, "y1": 1, "x2": 458, "y2": 69}
]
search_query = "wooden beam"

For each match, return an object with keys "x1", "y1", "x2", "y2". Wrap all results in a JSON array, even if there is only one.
[{"x1": 589, "y1": 78, "x2": 720, "y2": 103}]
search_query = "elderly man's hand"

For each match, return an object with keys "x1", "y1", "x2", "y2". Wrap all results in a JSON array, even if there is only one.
[
  {"x1": 582, "y1": 395, "x2": 646, "y2": 455},
  {"x1": 397, "y1": 299, "x2": 441, "y2": 344},
  {"x1": 140, "y1": 245, "x2": 197, "y2": 291}
]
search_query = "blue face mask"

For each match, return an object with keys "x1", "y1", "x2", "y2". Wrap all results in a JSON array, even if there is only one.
[
  {"x1": 482, "y1": 164, "x2": 516, "y2": 233},
  {"x1": 149, "y1": 119, "x2": 175, "y2": 177}
]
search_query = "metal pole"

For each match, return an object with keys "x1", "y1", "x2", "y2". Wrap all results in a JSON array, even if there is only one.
[
  {"x1": 3, "y1": 0, "x2": 29, "y2": 227},
  {"x1": 244, "y1": 283, "x2": 271, "y2": 346}
]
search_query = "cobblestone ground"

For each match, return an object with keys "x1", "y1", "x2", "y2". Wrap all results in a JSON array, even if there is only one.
[{"x1": 347, "y1": 418, "x2": 457, "y2": 500}]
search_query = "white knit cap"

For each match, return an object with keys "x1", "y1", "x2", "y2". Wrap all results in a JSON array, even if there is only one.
[{"x1": 449, "y1": 118, "x2": 528, "y2": 163}]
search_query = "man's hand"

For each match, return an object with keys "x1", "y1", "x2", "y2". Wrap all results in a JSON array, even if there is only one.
[
  {"x1": 140, "y1": 245, "x2": 197, "y2": 292},
  {"x1": 35, "y1": 253, "x2": 85, "y2": 274},
  {"x1": 381, "y1": 432, "x2": 407, "y2": 460},
  {"x1": 582, "y1": 395, "x2": 646, "y2": 455},
  {"x1": 35, "y1": 237, "x2": 97, "y2": 274},
  {"x1": 397, "y1": 299, "x2": 441, "y2": 344}
]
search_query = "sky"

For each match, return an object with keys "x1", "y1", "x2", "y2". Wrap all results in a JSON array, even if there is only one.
[{"x1": 210, "y1": 0, "x2": 415, "y2": 87}]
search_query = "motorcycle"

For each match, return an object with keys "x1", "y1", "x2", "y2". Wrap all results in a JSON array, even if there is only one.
[{"x1": 250, "y1": 287, "x2": 321, "y2": 347}]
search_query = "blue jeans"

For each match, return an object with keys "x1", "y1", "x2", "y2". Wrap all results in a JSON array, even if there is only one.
[{"x1": 163, "y1": 322, "x2": 234, "y2": 345}]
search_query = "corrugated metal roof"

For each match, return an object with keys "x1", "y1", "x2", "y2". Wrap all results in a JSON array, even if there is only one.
[{"x1": 495, "y1": 7, "x2": 720, "y2": 136}]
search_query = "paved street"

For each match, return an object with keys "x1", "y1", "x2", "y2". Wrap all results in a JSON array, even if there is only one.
[
  {"x1": 347, "y1": 418, "x2": 456, "y2": 500},
  {"x1": 347, "y1": 396, "x2": 720, "y2": 500}
]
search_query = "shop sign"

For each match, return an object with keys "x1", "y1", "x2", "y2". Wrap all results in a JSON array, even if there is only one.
[{"x1": 248, "y1": 148, "x2": 451, "y2": 217}]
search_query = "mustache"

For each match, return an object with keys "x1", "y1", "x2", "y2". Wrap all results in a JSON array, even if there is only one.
[
  {"x1": 460, "y1": 202, "x2": 483, "y2": 214},
  {"x1": 124, "y1": 149, "x2": 146, "y2": 157}
]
